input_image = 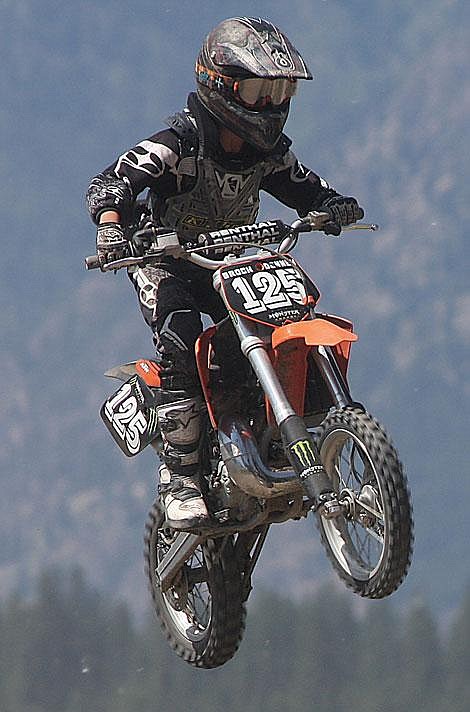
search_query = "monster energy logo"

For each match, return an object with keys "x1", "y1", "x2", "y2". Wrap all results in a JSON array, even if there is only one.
[
  {"x1": 228, "y1": 310, "x2": 238, "y2": 325},
  {"x1": 290, "y1": 439, "x2": 317, "y2": 468}
]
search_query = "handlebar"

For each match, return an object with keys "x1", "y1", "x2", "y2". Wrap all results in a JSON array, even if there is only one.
[
  {"x1": 85, "y1": 213, "x2": 379, "y2": 272},
  {"x1": 84, "y1": 254, "x2": 101, "y2": 270}
]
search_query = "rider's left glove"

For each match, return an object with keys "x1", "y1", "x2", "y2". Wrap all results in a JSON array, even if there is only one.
[
  {"x1": 96, "y1": 223, "x2": 128, "y2": 270},
  {"x1": 319, "y1": 196, "x2": 364, "y2": 235}
]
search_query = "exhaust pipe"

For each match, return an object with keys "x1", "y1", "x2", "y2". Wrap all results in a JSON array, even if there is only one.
[{"x1": 218, "y1": 416, "x2": 303, "y2": 499}]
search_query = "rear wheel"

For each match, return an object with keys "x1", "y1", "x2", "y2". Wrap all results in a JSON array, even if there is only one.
[
  {"x1": 144, "y1": 501, "x2": 246, "y2": 668},
  {"x1": 315, "y1": 406, "x2": 413, "y2": 598}
]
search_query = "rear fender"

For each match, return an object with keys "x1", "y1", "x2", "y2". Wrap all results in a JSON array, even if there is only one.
[{"x1": 105, "y1": 359, "x2": 162, "y2": 387}]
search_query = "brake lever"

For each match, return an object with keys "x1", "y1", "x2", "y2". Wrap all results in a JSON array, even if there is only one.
[
  {"x1": 303, "y1": 211, "x2": 379, "y2": 235},
  {"x1": 101, "y1": 255, "x2": 147, "y2": 271},
  {"x1": 342, "y1": 222, "x2": 379, "y2": 231}
]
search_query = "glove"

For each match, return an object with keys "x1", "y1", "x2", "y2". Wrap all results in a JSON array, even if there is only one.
[
  {"x1": 129, "y1": 224, "x2": 154, "y2": 256},
  {"x1": 96, "y1": 223, "x2": 128, "y2": 269},
  {"x1": 319, "y1": 196, "x2": 364, "y2": 235}
]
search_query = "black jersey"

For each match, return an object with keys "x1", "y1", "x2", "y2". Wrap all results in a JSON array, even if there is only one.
[{"x1": 86, "y1": 93, "x2": 338, "y2": 230}]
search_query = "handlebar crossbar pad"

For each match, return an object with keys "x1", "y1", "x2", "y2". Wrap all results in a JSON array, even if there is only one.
[{"x1": 197, "y1": 220, "x2": 290, "y2": 256}]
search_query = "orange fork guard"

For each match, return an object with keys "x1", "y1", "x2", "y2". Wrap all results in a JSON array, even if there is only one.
[{"x1": 267, "y1": 319, "x2": 358, "y2": 424}]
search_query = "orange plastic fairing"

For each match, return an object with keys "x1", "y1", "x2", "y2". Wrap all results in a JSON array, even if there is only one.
[
  {"x1": 264, "y1": 318, "x2": 358, "y2": 426},
  {"x1": 268, "y1": 338, "x2": 309, "y2": 421},
  {"x1": 272, "y1": 319, "x2": 358, "y2": 350}
]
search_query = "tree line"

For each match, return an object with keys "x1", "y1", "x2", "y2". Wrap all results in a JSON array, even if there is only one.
[{"x1": 0, "y1": 568, "x2": 469, "y2": 712}]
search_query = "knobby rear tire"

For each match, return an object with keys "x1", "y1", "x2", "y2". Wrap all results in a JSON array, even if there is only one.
[
  {"x1": 315, "y1": 406, "x2": 413, "y2": 598},
  {"x1": 144, "y1": 501, "x2": 246, "y2": 668}
]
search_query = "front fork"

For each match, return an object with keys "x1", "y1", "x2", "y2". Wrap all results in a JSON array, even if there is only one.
[{"x1": 226, "y1": 312, "x2": 346, "y2": 515}]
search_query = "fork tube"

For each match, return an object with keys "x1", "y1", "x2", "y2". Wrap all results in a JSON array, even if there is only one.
[
  {"x1": 312, "y1": 346, "x2": 353, "y2": 408},
  {"x1": 231, "y1": 316, "x2": 296, "y2": 424}
]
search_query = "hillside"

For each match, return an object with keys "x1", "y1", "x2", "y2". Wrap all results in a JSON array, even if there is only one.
[{"x1": 0, "y1": 0, "x2": 468, "y2": 613}]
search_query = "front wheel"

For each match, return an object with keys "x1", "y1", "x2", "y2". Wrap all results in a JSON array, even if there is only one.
[
  {"x1": 315, "y1": 406, "x2": 413, "y2": 598},
  {"x1": 144, "y1": 501, "x2": 246, "y2": 668}
]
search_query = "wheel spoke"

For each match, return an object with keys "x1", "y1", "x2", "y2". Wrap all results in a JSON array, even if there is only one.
[
  {"x1": 187, "y1": 586, "x2": 210, "y2": 628},
  {"x1": 334, "y1": 463, "x2": 348, "y2": 490},
  {"x1": 187, "y1": 565, "x2": 207, "y2": 586},
  {"x1": 363, "y1": 525, "x2": 384, "y2": 545},
  {"x1": 349, "y1": 442, "x2": 364, "y2": 485},
  {"x1": 352, "y1": 526, "x2": 369, "y2": 560}
]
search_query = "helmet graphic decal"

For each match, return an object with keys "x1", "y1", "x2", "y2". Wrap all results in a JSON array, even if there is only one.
[{"x1": 235, "y1": 17, "x2": 297, "y2": 72}]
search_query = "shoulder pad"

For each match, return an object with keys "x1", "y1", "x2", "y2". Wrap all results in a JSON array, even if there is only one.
[
  {"x1": 262, "y1": 134, "x2": 292, "y2": 169},
  {"x1": 271, "y1": 133, "x2": 292, "y2": 158},
  {"x1": 164, "y1": 110, "x2": 198, "y2": 152}
]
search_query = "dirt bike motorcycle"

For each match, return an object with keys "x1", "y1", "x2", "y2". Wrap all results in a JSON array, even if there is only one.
[{"x1": 85, "y1": 211, "x2": 413, "y2": 668}]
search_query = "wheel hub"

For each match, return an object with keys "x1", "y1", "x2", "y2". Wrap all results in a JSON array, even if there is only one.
[
  {"x1": 338, "y1": 487, "x2": 357, "y2": 519},
  {"x1": 338, "y1": 484, "x2": 381, "y2": 528},
  {"x1": 357, "y1": 484, "x2": 380, "y2": 528}
]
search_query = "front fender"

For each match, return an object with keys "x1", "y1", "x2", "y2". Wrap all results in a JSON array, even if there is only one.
[{"x1": 271, "y1": 318, "x2": 358, "y2": 349}]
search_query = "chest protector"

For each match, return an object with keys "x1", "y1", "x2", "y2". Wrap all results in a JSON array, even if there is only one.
[{"x1": 152, "y1": 96, "x2": 291, "y2": 240}]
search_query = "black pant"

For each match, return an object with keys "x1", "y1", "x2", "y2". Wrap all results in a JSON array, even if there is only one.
[{"x1": 129, "y1": 258, "x2": 243, "y2": 394}]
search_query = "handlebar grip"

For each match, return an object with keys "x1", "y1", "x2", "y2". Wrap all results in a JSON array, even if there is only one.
[{"x1": 85, "y1": 255, "x2": 101, "y2": 270}]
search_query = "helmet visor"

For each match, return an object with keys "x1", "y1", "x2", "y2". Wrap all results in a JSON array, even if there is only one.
[{"x1": 236, "y1": 77, "x2": 297, "y2": 108}]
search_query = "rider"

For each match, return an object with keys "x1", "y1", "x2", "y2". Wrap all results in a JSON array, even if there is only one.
[{"x1": 86, "y1": 17, "x2": 364, "y2": 530}]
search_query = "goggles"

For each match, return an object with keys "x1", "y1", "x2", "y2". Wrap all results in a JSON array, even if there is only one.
[
  {"x1": 197, "y1": 64, "x2": 297, "y2": 109},
  {"x1": 235, "y1": 76, "x2": 297, "y2": 108}
]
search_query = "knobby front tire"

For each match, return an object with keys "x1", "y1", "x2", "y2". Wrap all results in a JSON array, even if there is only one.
[
  {"x1": 315, "y1": 406, "x2": 413, "y2": 598},
  {"x1": 144, "y1": 501, "x2": 246, "y2": 668}
]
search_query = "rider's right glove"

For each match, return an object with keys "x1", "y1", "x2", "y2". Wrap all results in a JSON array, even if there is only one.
[
  {"x1": 318, "y1": 196, "x2": 364, "y2": 235},
  {"x1": 96, "y1": 223, "x2": 128, "y2": 270}
]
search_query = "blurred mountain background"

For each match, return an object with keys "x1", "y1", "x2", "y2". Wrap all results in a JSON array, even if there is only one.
[{"x1": 0, "y1": 0, "x2": 468, "y2": 618}]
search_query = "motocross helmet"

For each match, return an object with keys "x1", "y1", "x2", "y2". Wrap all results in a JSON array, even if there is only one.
[{"x1": 196, "y1": 17, "x2": 312, "y2": 152}]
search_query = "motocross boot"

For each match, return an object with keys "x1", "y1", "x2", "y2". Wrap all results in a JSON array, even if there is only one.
[{"x1": 156, "y1": 395, "x2": 209, "y2": 530}]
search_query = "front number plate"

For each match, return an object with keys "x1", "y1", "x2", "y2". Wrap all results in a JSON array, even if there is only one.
[{"x1": 219, "y1": 255, "x2": 309, "y2": 326}]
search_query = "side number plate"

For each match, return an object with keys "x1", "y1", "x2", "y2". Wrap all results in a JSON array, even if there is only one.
[{"x1": 100, "y1": 376, "x2": 159, "y2": 457}]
